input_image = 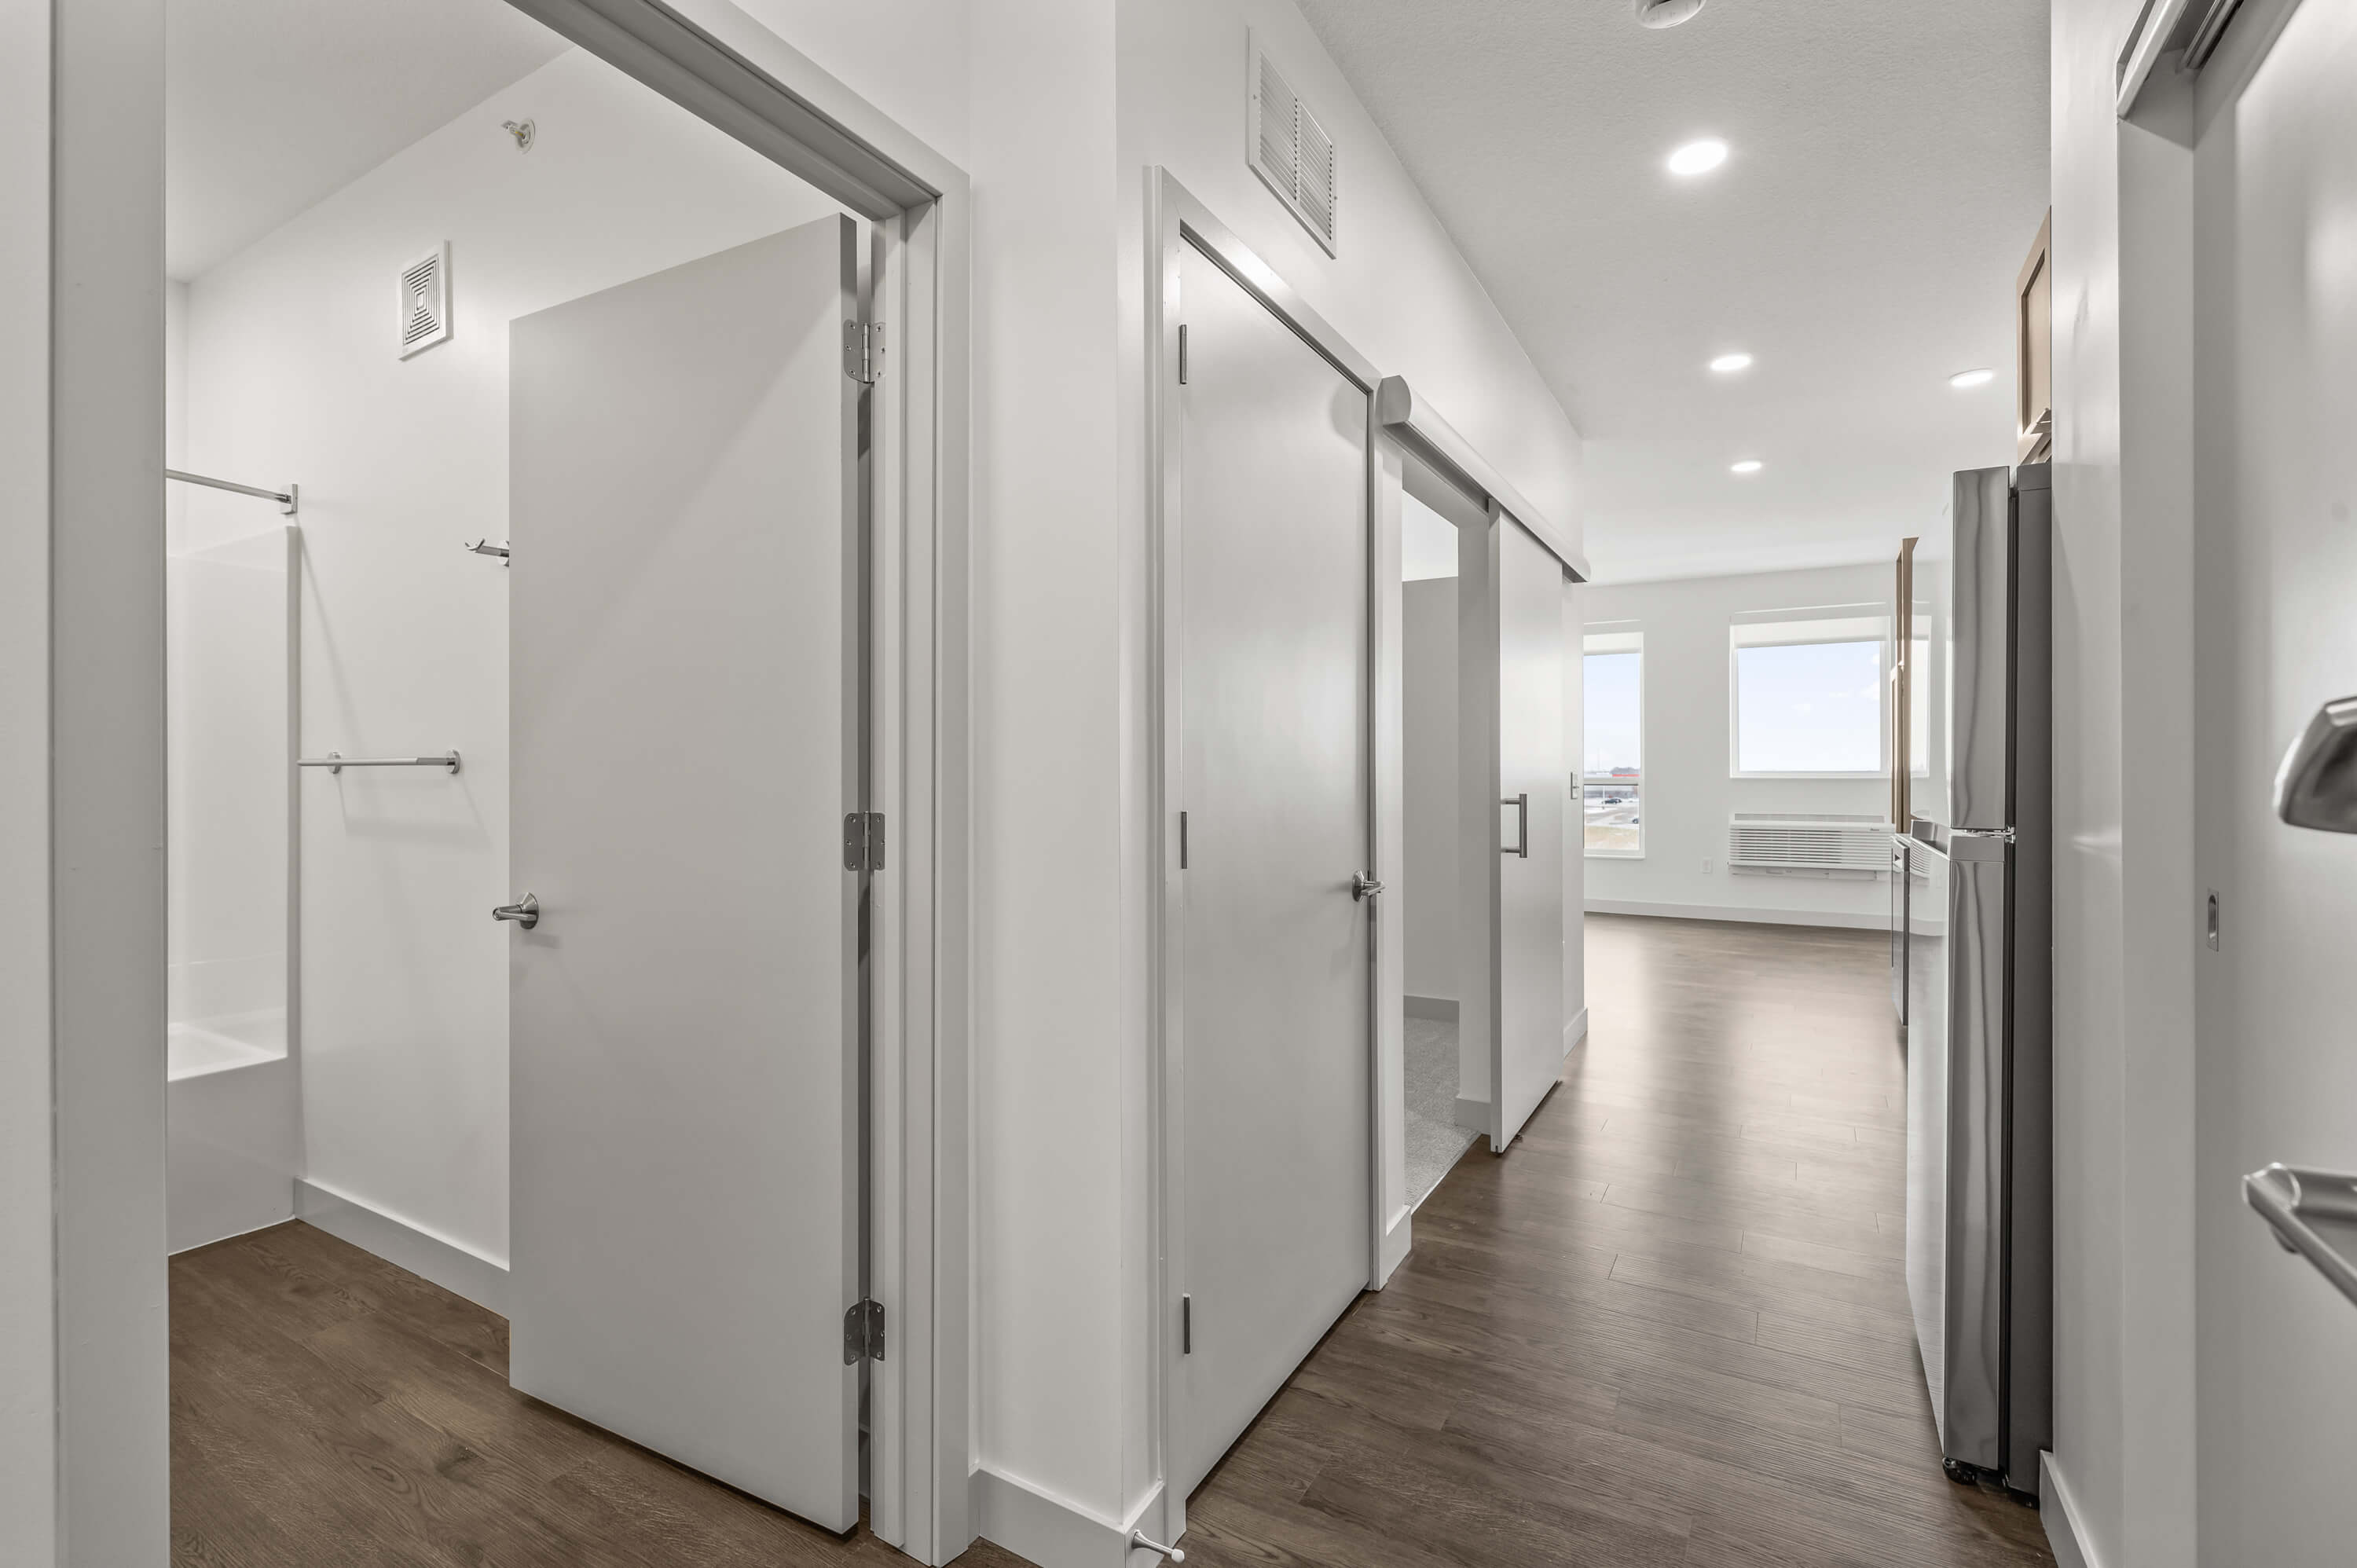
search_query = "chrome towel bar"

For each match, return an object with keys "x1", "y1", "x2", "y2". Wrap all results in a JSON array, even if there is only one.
[
  {"x1": 2245, "y1": 1163, "x2": 2357, "y2": 1307},
  {"x1": 167, "y1": 467, "x2": 298, "y2": 515},
  {"x1": 299, "y1": 750, "x2": 461, "y2": 775}
]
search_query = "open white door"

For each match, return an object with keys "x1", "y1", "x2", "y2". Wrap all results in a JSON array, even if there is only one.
[
  {"x1": 1173, "y1": 238, "x2": 1372, "y2": 1497},
  {"x1": 505, "y1": 217, "x2": 862, "y2": 1529},
  {"x1": 1488, "y1": 517, "x2": 1567, "y2": 1151}
]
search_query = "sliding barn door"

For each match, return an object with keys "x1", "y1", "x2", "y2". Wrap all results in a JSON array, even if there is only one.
[
  {"x1": 505, "y1": 217, "x2": 861, "y2": 1529},
  {"x1": 1488, "y1": 518, "x2": 1567, "y2": 1150},
  {"x1": 1175, "y1": 238, "x2": 1372, "y2": 1497}
]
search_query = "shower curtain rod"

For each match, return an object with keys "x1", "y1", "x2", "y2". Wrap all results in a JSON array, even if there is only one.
[{"x1": 167, "y1": 467, "x2": 298, "y2": 515}]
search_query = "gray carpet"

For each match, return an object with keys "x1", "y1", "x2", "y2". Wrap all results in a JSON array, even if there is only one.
[{"x1": 1405, "y1": 1013, "x2": 1478, "y2": 1209}]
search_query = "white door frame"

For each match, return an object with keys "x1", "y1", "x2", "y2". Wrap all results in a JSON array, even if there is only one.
[
  {"x1": 1147, "y1": 169, "x2": 1385, "y2": 1547},
  {"x1": 32, "y1": 2, "x2": 975, "y2": 1562}
]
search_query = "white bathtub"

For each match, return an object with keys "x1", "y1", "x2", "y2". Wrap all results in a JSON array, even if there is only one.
[{"x1": 167, "y1": 1009, "x2": 297, "y2": 1253}]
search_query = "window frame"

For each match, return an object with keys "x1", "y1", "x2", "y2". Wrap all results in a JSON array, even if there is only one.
[
  {"x1": 1582, "y1": 625, "x2": 1645, "y2": 859},
  {"x1": 1725, "y1": 606, "x2": 1893, "y2": 782}
]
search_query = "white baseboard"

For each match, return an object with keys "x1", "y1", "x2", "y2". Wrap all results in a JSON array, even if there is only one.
[
  {"x1": 295, "y1": 1178, "x2": 511, "y2": 1316},
  {"x1": 1564, "y1": 1006, "x2": 1589, "y2": 1052},
  {"x1": 1585, "y1": 897, "x2": 1886, "y2": 932},
  {"x1": 974, "y1": 1466, "x2": 1162, "y2": 1568},
  {"x1": 1453, "y1": 1094, "x2": 1490, "y2": 1134},
  {"x1": 2040, "y1": 1452, "x2": 2102, "y2": 1568},
  {"x1": 1376, "y1": 1200, "x2": 1412, "y2": 1286},
  {"x1": 1404, "y1": 994, "x2": 1457, "y2": 1021}
]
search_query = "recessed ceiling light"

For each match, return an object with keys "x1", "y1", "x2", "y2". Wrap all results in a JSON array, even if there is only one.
[
  {"x1": 1730, "y1": 459, "x2": 1763, "y2": 474},
  {"x1": 1668, "y1": 138, "x2": 1729, "y2": 177},
  {"x1": 1709, "y1": 352, "x2": 1754, "y2": 374},
  {"x1": 1948, "y1": 367, "x2": 1996, "y2": 389},
  {"x1": 1634, "y1": 0, "x2": 1707, "y2": 27}
]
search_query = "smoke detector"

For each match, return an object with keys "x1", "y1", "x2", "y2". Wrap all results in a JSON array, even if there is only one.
[{"x1": 1636, "y1": 0, "x2": 1706, "y2": 27}]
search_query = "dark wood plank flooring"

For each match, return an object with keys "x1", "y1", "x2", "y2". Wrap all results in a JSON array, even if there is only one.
[
  {"x1": 1178, "y1": 914, "x2": 2055, "y2": 1568},
  {"x1": 169, "y1": 1221, "x2": 1028, "y2": 1567},
  {"x1": 174, "y1": 914, "x2": 2053, "y2": 1566}
]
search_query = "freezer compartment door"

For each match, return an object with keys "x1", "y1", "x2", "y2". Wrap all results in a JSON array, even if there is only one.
[
  {"x1": 1934, "y1": 835, "x2": 2010, "y2": 1472},
  {"x1": 1904, "y1": 837, "x2": 1951, "y2": 1442}
]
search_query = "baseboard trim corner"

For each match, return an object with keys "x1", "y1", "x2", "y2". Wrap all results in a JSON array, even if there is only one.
[
  {"x1": 295, "y1": 1178, "x2": 511, "y2": 1316},
  {"x1": 2040, "y1": 1451, "x2": 2102, "y2": 1568},
  {"x1": 1585, "y1": 897, "x2": 1886, "y2": 932},
  {"x1": 1404, "y1": 994, "x2": 1458, "y2": 1021},
  {"x1": 1453, "y1": 1094, "x2": 1490, "y2": 1134},
  {"x1": 1564, "y1": 1006, "x2": 1589, "y2": 1051},
  {"x1": 973, "y1": 1465, "x2": 1142, "y2": 1568},
  {"x1": 1376, "y1": 1200, "x2": 1413, "y2": 1286}
]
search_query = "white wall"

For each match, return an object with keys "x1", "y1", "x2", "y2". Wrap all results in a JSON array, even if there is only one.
[
  {"x1": 1402, "y1": 577, "x2": 1458, "y2": 1004},
  {"x1": 2044, "y1": 2, "x2": 2208, "y2": 1563},
  {"x1": 183, "y1": 48, "x2": 845, "y2": 1268},
  {"x1": 0, "y1": 0, "x2": 55, "y2": 1555},
  {"x1": 1579, "y1": 563, "x2": 1897, "y2": 929},
  {"x1": 2189, "y1": 4, "x2": 2357, "y2": 1563}
]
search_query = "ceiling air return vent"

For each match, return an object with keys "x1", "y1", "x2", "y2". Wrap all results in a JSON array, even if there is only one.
[
  {"x1": 1248, "y1": 37, "x2": 1338, "y2": 256},
  {"x1": 398, "y1": 243, "x2": 453, "y2": 360}
]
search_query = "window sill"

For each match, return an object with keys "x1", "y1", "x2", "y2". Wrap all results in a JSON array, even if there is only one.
[{"x1": 1584, "y1": 850, "x2": 1645, "y2": 861}]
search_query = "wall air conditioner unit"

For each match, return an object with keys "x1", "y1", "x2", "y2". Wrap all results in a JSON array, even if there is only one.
[{"x1": 1727, "y1": 813, "x2": 1893, "y2": 877}]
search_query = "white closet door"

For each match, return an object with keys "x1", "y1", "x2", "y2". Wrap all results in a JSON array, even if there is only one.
[
  {"x1": 1490, "y1": 518, "x2": 1567, "y2": 1150},
  {"x1": 506, "y1": 217, "x2": 860, "y2": 1529},
  {"x1": 1175, "y1": 238, "x2": 1371, "y2": 1497}
]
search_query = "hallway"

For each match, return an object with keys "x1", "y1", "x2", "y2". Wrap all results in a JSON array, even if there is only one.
[{"x1": 1179, "y1": 914, "x2": 2054, "y2": 1567}]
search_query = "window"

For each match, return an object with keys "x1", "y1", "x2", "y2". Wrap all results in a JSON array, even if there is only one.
[
  {"x1": 1729, "y1": 609, "x2": 1889, "y2": 777},
  {"x1": 1583, "y1": 628, "x2": 1643, "y2": 856}
]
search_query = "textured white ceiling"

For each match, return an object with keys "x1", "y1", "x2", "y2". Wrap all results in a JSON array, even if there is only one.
[
  {"x1": 1295, "y1": 0, "x2": 2050, "y2": 583},
  {"x1": 167, "y1": 0, "x2": 568, "y2": 280}
]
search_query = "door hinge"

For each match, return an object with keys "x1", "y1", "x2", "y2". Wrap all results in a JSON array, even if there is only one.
[
  {"x1": 1181, "y1": 1293, "x2": 1193, "y2": 1354},
  {"x1": 845, "y1": 320, "x2": 884, "y2": 385},
  {"x1": 1177, "y1": 323, "x2": 1189, "y2": 384},
  {"x1": 845, "y1": 811, "x2": 886, "y2": 871},
  {"x1": 844, "y1": 1299, "x2": 885, "y2": 1363}
]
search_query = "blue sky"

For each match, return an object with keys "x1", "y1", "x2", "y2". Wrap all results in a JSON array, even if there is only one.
[
  {"x1": 1736, "y1": 640, "x2": 1882, "y2": 773},
  {"x1": 1584, "y1": 651, "x2": 1641, "y2": 775}
]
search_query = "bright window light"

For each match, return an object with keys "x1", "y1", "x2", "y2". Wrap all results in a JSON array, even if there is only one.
[
  {"x1": 1730, "y1": 613, "x2": 1887, "y2": 776},
  {"x1": 1949, "y1": 367, "x2": 1996, "y2": 388},
  {"x1": 1583, "y1": 630, "x2": 1644, "y2": 857},
  {"x1": 1730, "y1": 458, "x2": 1763, "y2": 474},
  {"x1": 1709, "y1": 352, "x2": 1754, "y2": 373},
  {"x1": 1667, "y1": 137, "x2": 1729, "y2": 176}
]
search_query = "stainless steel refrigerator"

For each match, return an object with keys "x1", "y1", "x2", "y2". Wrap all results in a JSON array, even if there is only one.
[{"x1": 1892, "y1": 463, "x2": 2051, "y2": 1500}]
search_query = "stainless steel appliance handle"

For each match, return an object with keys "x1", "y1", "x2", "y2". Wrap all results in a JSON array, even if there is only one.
[
  {"x1": 1501, "y1": 793, "x2": 1529, "y2": 858},
  {"x1": 2245, "y1": 1163, "x2": 2357, "y2": 1308},
  {"x1": 299, "y1": 750, "x2": 462, "y2": 775}
]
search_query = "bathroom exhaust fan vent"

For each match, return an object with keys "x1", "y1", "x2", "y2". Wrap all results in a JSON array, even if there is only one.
[
  {"x1": 398, "y1": 244, "x2": 452, "y2": 359},
  {"x1": 1248, "y1": 37, "x2": 1338, "y2": 256}
]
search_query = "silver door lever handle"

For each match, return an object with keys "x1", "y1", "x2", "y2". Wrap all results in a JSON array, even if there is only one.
[
  {"x1": 493, "y1": 893, "x2": 540, "y2": 929},
  {"x1": 1351, "y1": 873, "x2": 1384, "y2": 901}
]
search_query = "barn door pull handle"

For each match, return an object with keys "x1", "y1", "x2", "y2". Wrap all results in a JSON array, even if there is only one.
[{"x1": 1501, "y1": 793, "x2": 1530, "y2": 858}]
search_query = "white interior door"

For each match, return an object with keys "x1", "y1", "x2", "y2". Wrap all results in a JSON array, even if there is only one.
[
  {"x1": 1490, "y1": 518, "x2": 1566, "y2": 1150},
  {"x1": 506, "y1": 217, "x2": 861, "y2": 1529},
  {"x1": 1175, "y1": 239, "x2": 1371, "y2": 1497}
]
